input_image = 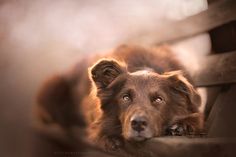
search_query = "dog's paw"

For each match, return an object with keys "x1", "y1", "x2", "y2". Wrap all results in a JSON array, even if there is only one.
[
  {"x1": 103, "y1": 136, "x2": 124, "y2": 151},
  {"x1": 166, "y1": 123, "x2": 193, "y2": 136}
]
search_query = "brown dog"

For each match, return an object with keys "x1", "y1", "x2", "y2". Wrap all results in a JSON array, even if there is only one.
[{"x1": 37, "y1": 45, "x2": 203, "y2": 153}]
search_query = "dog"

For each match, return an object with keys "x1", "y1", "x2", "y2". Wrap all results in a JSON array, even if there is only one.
[{"x1": 36, "y1": 45, "x2": 204, "y2": 153}]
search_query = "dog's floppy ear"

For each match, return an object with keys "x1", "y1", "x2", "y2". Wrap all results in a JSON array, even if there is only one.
[
  {"x1": 89, "y1": 59, "x2": 127, "y2": 89},
  {"x1": 163, "y1": 71, "x2": 201, "y2": 111}
]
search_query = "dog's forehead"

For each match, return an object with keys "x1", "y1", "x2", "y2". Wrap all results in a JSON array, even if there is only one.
[
  {"x1": 127, "y1": 70, "x2": 162, "y2": 86},
  {"x1": 130, "y1": 69, "x2": 157, "y2": 76}
]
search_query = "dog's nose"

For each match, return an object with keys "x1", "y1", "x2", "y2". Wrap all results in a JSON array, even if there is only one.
[{"x1": 131, "y1": 116, "x2": 148, "y2": 132}]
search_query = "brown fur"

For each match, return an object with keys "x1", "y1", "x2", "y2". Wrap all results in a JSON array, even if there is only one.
[{"x1": 36, "y1": 45, "x2": 204, "y2": 154}]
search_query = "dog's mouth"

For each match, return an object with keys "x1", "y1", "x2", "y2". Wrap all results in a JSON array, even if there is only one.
[{"x1": 125, "y1": 131, "x2": 153, "y2": 142}]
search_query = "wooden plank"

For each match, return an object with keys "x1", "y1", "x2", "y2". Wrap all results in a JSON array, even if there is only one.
[
  {"x1": 192, "y1": 51, "x2": 236, "y2": 87},
  {"x1": 210, "y1": 21, "x2": 236, "y2": 53},
  {"x1": 34, "y1": 109, "x2": 236, "y2": 157},
  {"x1": 127, "y1": 0, "x2": 236, "y2": 45},
  {"x1": 33, "y1": 125, "x2": 236, "y2": 157},
  {"x1": 204, "y1": 87, "x2": 222, "y2": 121},
  {"x1": 144, "y1": 137, "x2": 236, "y2": 157},
  {"x1": 207, "y1": 85, "x2": 236, "y2": 137}
]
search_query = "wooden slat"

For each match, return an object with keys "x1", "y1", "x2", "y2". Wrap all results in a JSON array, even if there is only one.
[
  {"x1": 207, "y1": 85, "x2": 236, "y2": 137},
  {"x1": 210, "y1": 21, "x2": 236, "y2": 53},
  {"x1": 192, "y1": 51, "x2": 236, "y2": 87},
  {"x1": 127, "y1": 0, "x2": 236, "y2": 45},
  {"x1": 204, "y1": 87, "x2": 222, "y2": 121},
  {"x1": 144, "y1": 137, "x2": 236, "y2": 157}
]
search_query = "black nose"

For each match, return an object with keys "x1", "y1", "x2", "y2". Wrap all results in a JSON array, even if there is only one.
[{"x1": 131, "y1": 117, "x2": 148, "y2": 132}]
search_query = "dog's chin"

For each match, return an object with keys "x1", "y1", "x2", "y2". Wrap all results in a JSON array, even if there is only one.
[
  {"x1": 125, "y1": 134, "x2": 152, "y2": 142},
  {"x1": 123, "y1": 127, "x2": 154, "y2": 142},
  {"x1": 131, "y1": 136, "x2": 149, "y2": 142}
]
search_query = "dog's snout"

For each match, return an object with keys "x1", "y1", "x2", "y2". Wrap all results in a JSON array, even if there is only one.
[{"x1": 130, "y1": 116, "x2": 148, "y2": 132}]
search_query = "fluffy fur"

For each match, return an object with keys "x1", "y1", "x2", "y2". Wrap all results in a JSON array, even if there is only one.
[{"x1": 36, "y1": 45, "x2": 204, "y2": 153}]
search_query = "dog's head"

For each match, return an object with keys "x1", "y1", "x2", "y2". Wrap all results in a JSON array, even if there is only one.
[{"x1": 89, "y1": 59, "x2": 201, "y2": 141}]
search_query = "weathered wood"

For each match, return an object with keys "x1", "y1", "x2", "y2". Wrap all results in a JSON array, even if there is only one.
[
  {"x1": 207, "y1": 85, "x2": 236, "y2": 137},
  {"x1": 192, "y1": 51, "x2": 236, "y2": 87},
  {"x1": 144, "y1": 137, "x2": 236, "y2": 157},
  {"x1": 204, "y1": 87, "x2": 222, "y2": 120},
  {"x1": 128, "y1": 0, "x2": 236, "y2": 45},
  {"x1": 210, "y1": 21, "x2": 236, "y2": 53}
]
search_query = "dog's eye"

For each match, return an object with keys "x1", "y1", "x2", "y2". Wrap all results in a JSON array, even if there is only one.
[
  {"x1": 123, "y1": 94, "x2": 131, "y2": 101},
  {"x1": 153, "y1": 96, "x2": 163, "y2": 103}
]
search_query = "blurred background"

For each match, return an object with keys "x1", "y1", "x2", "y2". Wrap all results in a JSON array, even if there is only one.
[{"x1": 0, "y1": 0, "x2": 212, "y2": 157}]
